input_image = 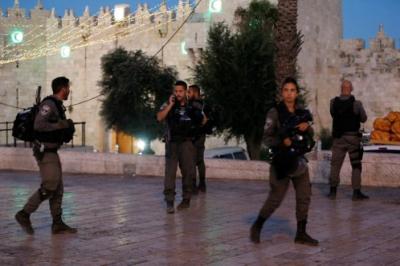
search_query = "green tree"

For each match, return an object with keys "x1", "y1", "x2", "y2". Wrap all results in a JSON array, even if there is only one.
[
  {"x1": 99, "y1": 48, "x2": 176, "y2": 145},
  {"x1": 194, "y1": 0, "x2": 278, "y2": 160}
]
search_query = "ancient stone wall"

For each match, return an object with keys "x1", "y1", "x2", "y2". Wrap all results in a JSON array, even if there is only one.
[
  {"x1": 297, "y1": 0, "x2": 343, "y2": 133},
  {"x1": 340, "y1": 26, "x2": 400, "y2": 130},
  {"x1": 1, "y1": 0, "x2": 347, "y2": 153}
]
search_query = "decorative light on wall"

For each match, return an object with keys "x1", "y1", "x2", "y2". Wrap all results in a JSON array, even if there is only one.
[
  {"x1": 10, "y1": 29, "x2": 24, "y2": 44},
  {"x1": 209, "y1": 0, "x2": 222, "y2": 13},
  {"x1": 181, "y1": 41, "x2": 188, "y2": 55},
  {"x1": 0, "y1": 3, "x2": 192, "y2": 65},
  {"x1": 136, "y1": 139, "x2": 146, "y2": 152},
  {"x1": 114, "y1": 4, "x2": 130, "y2": 22},
  {"x1": 60, "y1": 45, "x2": 71, "y2": 58}
]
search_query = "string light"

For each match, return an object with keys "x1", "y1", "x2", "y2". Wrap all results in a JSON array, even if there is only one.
[
  {"x1": 0, "y1": 0, "x2": 202, "y2": 110},
  {"x1": 0, "y1": 3, "x2": 188, "y2": 64},
  {"x1": 0, "y1": 2, "x2": 170, "y2": 63},
  {"x1": 1, "y1": 10, "x2": 99, "y2": 55}
]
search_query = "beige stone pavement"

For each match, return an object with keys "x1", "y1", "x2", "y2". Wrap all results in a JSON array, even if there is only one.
[{"x1": 0, "y1": 170, "x2": 400, "y2": 265}]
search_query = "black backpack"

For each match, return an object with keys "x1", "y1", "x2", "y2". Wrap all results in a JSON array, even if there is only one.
[
  {"x1": 12, "y1": 96, "x2": 65, "y2": 142},
  {"x1": 12, "y1": 86, "x2": 42, "y2": 142},
  {"x1": 12, "y1": 104, "x2": 40, "y2": 142}
]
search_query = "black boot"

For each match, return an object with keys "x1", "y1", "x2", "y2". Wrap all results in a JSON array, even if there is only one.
[
  {"x1": 250, "y1": 216, "x2": 266, "y2": 244},
  {"x1": 198, "y1": 181, "x2": 206, "y2": 193},
  {"x1": 52, "y1": 217, "x2": 77, "y2": 234},
  {"x1": 15, "y1": 210, "x2": 34, "y2": 235},
  {"x1": 177, "y1": 199, "x2": 190, "y2": 210},
  {"x1": 166, "y1": 201, "x2": 175, "y2": 214},
  {"x1": 192, "y1": 186, "x2": 199, "y2": 195},
  {"x1": 192, "y1": 179, "x2": 199, "y2": 195},
  {"x1": 352, "y1": 189, "x2": 369, "y2": 201},
  {"x1": 327, "y1": 186, "x2": 337, "y2": 200},
  {"x1": 294, "y1": 220, "x2": 319, "y2": 246}
]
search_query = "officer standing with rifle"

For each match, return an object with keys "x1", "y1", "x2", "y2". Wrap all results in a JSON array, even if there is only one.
[
  {"x1": 15, "y1": 77, "x2": 77, "y2": 235},
  {"x1": 250, "y1": 77, "x2": 318, "y2": 246}
]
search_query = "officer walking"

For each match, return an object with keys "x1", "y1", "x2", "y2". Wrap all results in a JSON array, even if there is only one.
[
  {"x1": 188, "y1": 85, "x2": 208, "y2": 193},
  {"x1": 328, "y1": 80, "x2": 369, "y2": 200},
  {"x1": 250, "y1": 77, "x2": 318, "y2": 246},
  {"x1": 157, "y1": 80, "x2": 203, "y2": 214},
  {"x1": 15, "y1": 77, "x2": 77, "y2": 235}
]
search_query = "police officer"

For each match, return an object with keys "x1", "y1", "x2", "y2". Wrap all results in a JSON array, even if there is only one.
[
  {"x1": 157, "y1": 80, "x2": 203, "y2": 214},
  {"x1": 250, "y1": 77, "x2": 318, "y2": 246},
  {"x1": 15, "y1": 77, "x2": 76, "y2": 235},
  {"x1": 188, "y1": 85, "x2": 208, "y2": 193},
  {"x1": 328, "y1": 80, "x2": 369, "y2": 200}
]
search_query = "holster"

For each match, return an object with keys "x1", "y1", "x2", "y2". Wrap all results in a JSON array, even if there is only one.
[
  {"x1": 33, "y1": 145, "x2": 44, "y2": 161},
  {"x1": 359, "y1": 143, "x2": 364, "y2": 160}
]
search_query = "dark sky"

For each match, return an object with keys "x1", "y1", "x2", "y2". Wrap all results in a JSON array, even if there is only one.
[{"x1": 1, "y1": 0, "x2": 400, "y2": 47}]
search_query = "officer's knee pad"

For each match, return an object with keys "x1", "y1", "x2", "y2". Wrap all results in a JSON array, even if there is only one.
[{"x1": 38, "y1": 188, "x2": 54, "y2": 201}]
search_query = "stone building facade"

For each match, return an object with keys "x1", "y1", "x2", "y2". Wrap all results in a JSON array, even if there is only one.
[
  {"x1": 339, "y1": 25, "x2": 400, "y2": 129},
  {"x1": 1, "y1": 0, "x2": 345, "y2": 153}
]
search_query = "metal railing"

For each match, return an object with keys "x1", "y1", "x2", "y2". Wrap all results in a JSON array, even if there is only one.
[{"x1": 0, "y1": 121, "x2": 86, "y2": 147}]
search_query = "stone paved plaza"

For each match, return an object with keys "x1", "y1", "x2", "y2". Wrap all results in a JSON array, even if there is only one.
[{"x1": 1, "y1": 170, "x2": 400, "y2": 265}]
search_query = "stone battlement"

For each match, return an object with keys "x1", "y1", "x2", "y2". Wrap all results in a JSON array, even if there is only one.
[
  {"x1": 339, "y1": 25, "x2": 400, "y2": 128},
  {"x1": 340, "y1": 25, "x2": 397, "y2": 53},
  {"x1": 0, "y1": 0, "x2": 194, "y2": 65},
  {"x1": 0, "y1": 1, "x2": 192, "y2": 28},
  {"x1": 0, "y1": 0, "x2": 192, "y2": 43}
]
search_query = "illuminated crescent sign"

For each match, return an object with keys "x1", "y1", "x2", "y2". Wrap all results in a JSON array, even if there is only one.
[
  {"x1": 181, "y1": 41, "x2": 188, "y2": 55},
  {"x1": 60, "y1": 45, "x2": 71, "y2": 58},
  {"x1": 10, "y1": 30, "x2": 24, "y2": 44},
  {"x1": 209, "y1": 0, "x2": 222, "y2": 13}
]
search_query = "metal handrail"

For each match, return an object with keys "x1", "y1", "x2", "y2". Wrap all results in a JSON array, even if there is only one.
[{"x1": 0, "y1": 121, "x2": 86, "y2": 147}]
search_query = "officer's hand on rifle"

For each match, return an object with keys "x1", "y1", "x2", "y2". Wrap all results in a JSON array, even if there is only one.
[
  {"x1": 296, "y1": 122, "x2": 309, "y2": 132},
  {"x1": 283, "y1": 137, "x2": 292, "y2": 147}
]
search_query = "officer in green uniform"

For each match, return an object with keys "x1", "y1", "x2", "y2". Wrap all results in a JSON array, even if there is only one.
[
  {"x1": 15, "y1": 77, "x2": 77, "y2": 235},
  {"x1": 328, "y1": 80, "x2": 368, "y2": 200},
  {"x1": 157, "y1": 81, "x2": 204, "y2": 214},
  {"x1": 250, "y1": 77, "x2": 318, "y2": 246},
  {"x1": 188, "y1": 85, "x2": 208, "y2": 193}
]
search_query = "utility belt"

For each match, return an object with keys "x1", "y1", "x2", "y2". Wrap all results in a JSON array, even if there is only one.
[
  {"x1": 33, "y1": 144, "x2": 59, "y2": 161},
  {"x1": 43, "y1": 148, "x2": 59, "y2": 153}
]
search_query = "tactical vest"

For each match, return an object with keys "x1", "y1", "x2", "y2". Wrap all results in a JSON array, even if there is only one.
[
  {"x1": 167, "y1": 102, "x2": 201, "y2": 142},
  {"x1": 332, "y1": 96, "x2": 360, "y2": 138},
  {"x1": 276, "y1": 102, "x2": 315, "y2": 155},
  {"x1": 35, "y1": 96, "x2": 72, "y2": 144},
  {"x1": 272, "y1": 102, "x2": 314, "y2": 179}
]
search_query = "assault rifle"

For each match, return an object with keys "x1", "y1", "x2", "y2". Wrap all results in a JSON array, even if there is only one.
[
  {"x1": 271, "y1": 109, "x2": 315, "y2": 179},
  {"x1": 279, "y1": 109, "x2": 315, "y2": 157}
]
